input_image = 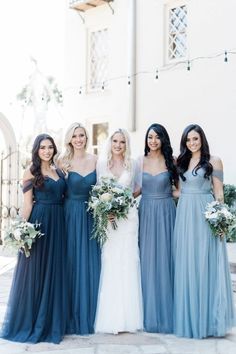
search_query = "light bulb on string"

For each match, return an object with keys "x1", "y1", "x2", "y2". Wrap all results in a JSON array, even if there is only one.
[
  {"x1": 187, "y1": 60, "x2": 191, "y2": 71},
  {"x1": 128, "y1": 76, "x2": 131, "y2": 85},
  {"x1": 224, "y1": 51, "x2": 228, "y2": 62},
  {"x1": 155, "y1": 69, "x2": 159, "y2": 79},
  {"x1": 79, "y1": 86, "x2": 82, "y2": 95}
]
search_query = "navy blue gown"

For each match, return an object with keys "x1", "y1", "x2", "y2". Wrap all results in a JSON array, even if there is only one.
[
  {"x1": 64, "y1": 171, "x2": 101, "y2": 334},
  {"x1": 0, "y1": 171, "x2": 67, "y2": 343}
]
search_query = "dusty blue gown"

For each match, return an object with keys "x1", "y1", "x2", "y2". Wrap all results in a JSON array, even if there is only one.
[
  {"x1": 64, "y1": 171, "x2": 101, "y2": 334},
  {"x1": 139, "y1": 171, "x2": 176, "y2": 333},
  {"x1": 0, "y1": 171, "x2": 67, "y2": 343},
  {"x1": 173, "y1": 168, "x2": 235, "y2": 338}
]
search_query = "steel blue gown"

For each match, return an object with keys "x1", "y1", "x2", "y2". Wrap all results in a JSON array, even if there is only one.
[
  {"x1": 139, "y1": 171, "x2": 176, "y2": 333},
  {"x1": 1, "y1": 171, "x2": 67, "y2": 344},
  {"x1": 64, "y1": 171, "x2": 101, "y2": 334},
  {"x1": 173, "y1": 168, "x2": 235, "y2": 338}
]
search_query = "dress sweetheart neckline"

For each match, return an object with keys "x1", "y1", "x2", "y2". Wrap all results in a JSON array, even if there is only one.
[
  {"x1": 108, "y1": 168, "x2": 126, "y2": 180},
  {"x1": 44, "y1": 169, "x2": 61, "y2": 182},
  {"x1": 69, "y1": 170, "x2": 96, "y2": 178},
  {"x1": 44, "y1": 176, "x2": 60, "y2": 182},
  {"x1": 143, "y1": 171, "x2": 168, "y2": 177}
]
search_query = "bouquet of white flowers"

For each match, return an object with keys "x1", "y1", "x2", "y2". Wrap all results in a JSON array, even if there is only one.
[
  {"x1": 204, "y1": 200, "x2": 236, "y2": 240},
  {"x1": 4, "y1": 216, "x2": 44, "y2": 257},
  {"x1": 87, "y1": 176, "x2": 136, "y2": 247}
]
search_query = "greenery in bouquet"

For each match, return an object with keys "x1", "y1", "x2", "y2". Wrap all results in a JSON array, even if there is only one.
[
  {"x1": 204, "y1": 200, "x2": 236, "y2": 240},
  {"x1": 4, "y1": 216, "x2": 44, "y2": 257},
  {"x1": 87, "y1": 176, "x2": 136, "y2": 247}
]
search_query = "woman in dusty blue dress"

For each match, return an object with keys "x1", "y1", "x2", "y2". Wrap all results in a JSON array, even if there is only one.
[
  {"x1": 173, "y1": 124, "x2": 235, "y2": 338},
  {"x1": 58, "y1": 122, "x2": 100, "y2": 335},
  {"x1": 1, "y1": 134, "x2": 66, "y2": 343},
  {"x1": 138, "y1": 123, "x2": 178, "y2": 333}
]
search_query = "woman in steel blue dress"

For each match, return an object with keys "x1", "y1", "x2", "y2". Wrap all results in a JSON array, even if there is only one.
[
  {"x1": 59, "y1": 122, "x2": 100, "y2": 335},
  {"x1": 1, "y1": 134, "x2": 66, "y2": 344},
  {"x1": 173, "y1": 124, "x2": 235, "y2": 338},
  {"x1": 138, "y1": 123, "x2": 178, "y2": 333}
]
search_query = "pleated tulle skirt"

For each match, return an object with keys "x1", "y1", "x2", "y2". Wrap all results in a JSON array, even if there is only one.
[
  {"x1": 139, "y1": 196, "x2": 176, "y2": 333},
  {"x1": 173, "y1": 194, "x2": 235, "y2": 338},
  {"x1": 64, "y1": 198, "x2": 101, "y2": 335},
  {"x1": 0, "y1": 202, "x2": 67, "y2": 344},
  {"x1": 94, "y1": 207, "x2": 143, "y2": 334}
]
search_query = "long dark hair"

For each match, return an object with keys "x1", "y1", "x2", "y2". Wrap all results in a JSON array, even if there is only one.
[
  {"x1": 144, "y1": 123, "x2": 178, "y2": 187},
  {"x1": 177, "y1": 124, "x2": 213, "y2": 181},
  {"x1": 30, "y1": 134, "x2": 57, "y2": 188}
]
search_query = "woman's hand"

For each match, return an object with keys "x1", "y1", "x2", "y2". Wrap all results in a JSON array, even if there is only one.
[
  {"x1": 108, "y1": 213, "x2": 117, "y2": 230},
  {"x1": 108, "y1": 213, "x2": 115, "y2": 222}
]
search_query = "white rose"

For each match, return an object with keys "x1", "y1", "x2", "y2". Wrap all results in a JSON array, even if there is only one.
[
  {"x1": 100, "y1": 192, "x2": 113, "y2": 202},
  {"x1": 13, "y1": 229, "x2": 22, "y2": 241},
  {"x1": 208, "y1": 212, "x2": 218, "y2": 219}
]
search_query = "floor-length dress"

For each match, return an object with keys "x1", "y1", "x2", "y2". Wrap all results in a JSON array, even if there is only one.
[
  {"x1": 95, "y1": 166, "x2": 143, "y2": 334},
  {"x1": 173, "y1": 168, "x2": 235, "y2": 338},
  {"x1": 1, "y1": 172, "x2": 66, "y2": 344},
  {"x1": 139, "y1": 171, "x2": 176, "y2": 333},
  {"x1": 64, "y1": 171, "x2": 101, "y2": 334}
]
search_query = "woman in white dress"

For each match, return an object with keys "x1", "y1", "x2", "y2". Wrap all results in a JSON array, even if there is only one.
[{"x1": 94, "y1": 129, "x2": 143, "y2": 334}]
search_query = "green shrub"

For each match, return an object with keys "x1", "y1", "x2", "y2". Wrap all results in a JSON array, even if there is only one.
[
  {"x1": 224, "y1": 184, "x2": 236, "y2": 242},
  {"x1": 224, "y1": 184, "x2": 236, "y2": 207}
]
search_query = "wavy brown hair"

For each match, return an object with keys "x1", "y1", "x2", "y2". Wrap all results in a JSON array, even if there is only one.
[{"x1": 30, "y1": 134, "x2": 57, "y2": 188}]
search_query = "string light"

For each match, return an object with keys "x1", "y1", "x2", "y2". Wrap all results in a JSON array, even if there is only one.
[
  {"x1": 187, "y1": 60, "x2": 191, "y2": 71},
  {"x1": 224, "y1": 50, "x2": 228, "y2": 62},
  {"x1": 63, "y1": 48, "x2": 236, "y2": 94}
]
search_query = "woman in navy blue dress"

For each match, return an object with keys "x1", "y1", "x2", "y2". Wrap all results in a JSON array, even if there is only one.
[
  {"x1": 1, "y1": 134, "x2": 66, "y2": 343},
  {"x1": 58, "y1": 122, "x2": 100, "y2": 334},
  {"x1": 138, "y1": 123, "x2": 178, "y2": 333}
]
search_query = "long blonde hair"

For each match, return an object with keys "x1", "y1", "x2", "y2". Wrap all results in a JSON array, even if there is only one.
[
  {"x1": 59, "y1": 122, "x2": 89, "y2": 172},
  {"x1": 107, "y1": 128, "x2": 132, "y2": 170}
]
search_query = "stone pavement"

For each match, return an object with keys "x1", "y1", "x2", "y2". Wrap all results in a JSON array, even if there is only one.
[{"x1": 0, "y1": 245, "x2": 236, "y2": 354}]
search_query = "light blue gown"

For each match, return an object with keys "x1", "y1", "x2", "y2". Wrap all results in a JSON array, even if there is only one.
[
  {"x1": 139, "y1": 171, "x2": 176, "y2": 333},
  {"x1": 64, "y1": 171, "x2": 101, "y2": 335},
  {"x1": 173, "y1": 168, "x2": 235, "y2": 338}
]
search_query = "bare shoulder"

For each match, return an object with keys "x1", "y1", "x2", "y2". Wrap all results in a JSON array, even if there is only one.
[
  {"x1": 23, "y1": 167, "x2": 34, "y2": 182},
  {"x1": 56, "y1": 156, "x2": 63, "y2": 168},
  {"x1": 210, "y1": 156, "x2": 223, "y2": 170},
  {"x1": 87, "y1": 153, "x2": 98, "y2": 162}
]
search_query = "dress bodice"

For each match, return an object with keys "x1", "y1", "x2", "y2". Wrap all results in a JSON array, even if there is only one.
[
  {"x1": 180, "y1": 168, "x2": 221, "y2": 194},
  {"x1": 142, "y1": 171, "x2": 172, "y2": 198},
  {"x1": 97, "y1": 158, "x2": 138, "y2": 190},
  {"x1": 34, "y1": 177, "x2": 66, "y2": 204},
  {"x1": 65, "y1": 171, "x2": 96, "y2": 200},
  {"x1": 105, "y1": 169, "x2": 134, "y2": 189},
  {"x1": 23, "y1": 170, "x2": 66, "y2": 204}
]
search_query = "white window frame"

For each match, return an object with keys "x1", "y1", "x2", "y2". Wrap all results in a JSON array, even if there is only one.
[
  {"x1": 86, "y1": 118, "x2": 109, "y2": 154},
  {"x1": 164, "y1": 0, "x2": 188, "y2": 65},
  {"x1": 86, "y1": 26, "x2": 109, "y2": 93}
]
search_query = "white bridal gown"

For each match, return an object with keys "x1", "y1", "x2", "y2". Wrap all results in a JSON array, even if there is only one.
[{"x1": 94, "y1": 161, "x2": 143, "y2": 334}]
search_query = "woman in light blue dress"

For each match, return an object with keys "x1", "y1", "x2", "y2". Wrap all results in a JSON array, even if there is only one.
[
  {"x1": 58, "y1": 122, "x2": 100, "y2": 335},
  {"x1": 138, "y1": 123, "x2": 178, "y2": 333},
  {"x1": 173, "y1": 124, "x2": 235, "y2": 338}
]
